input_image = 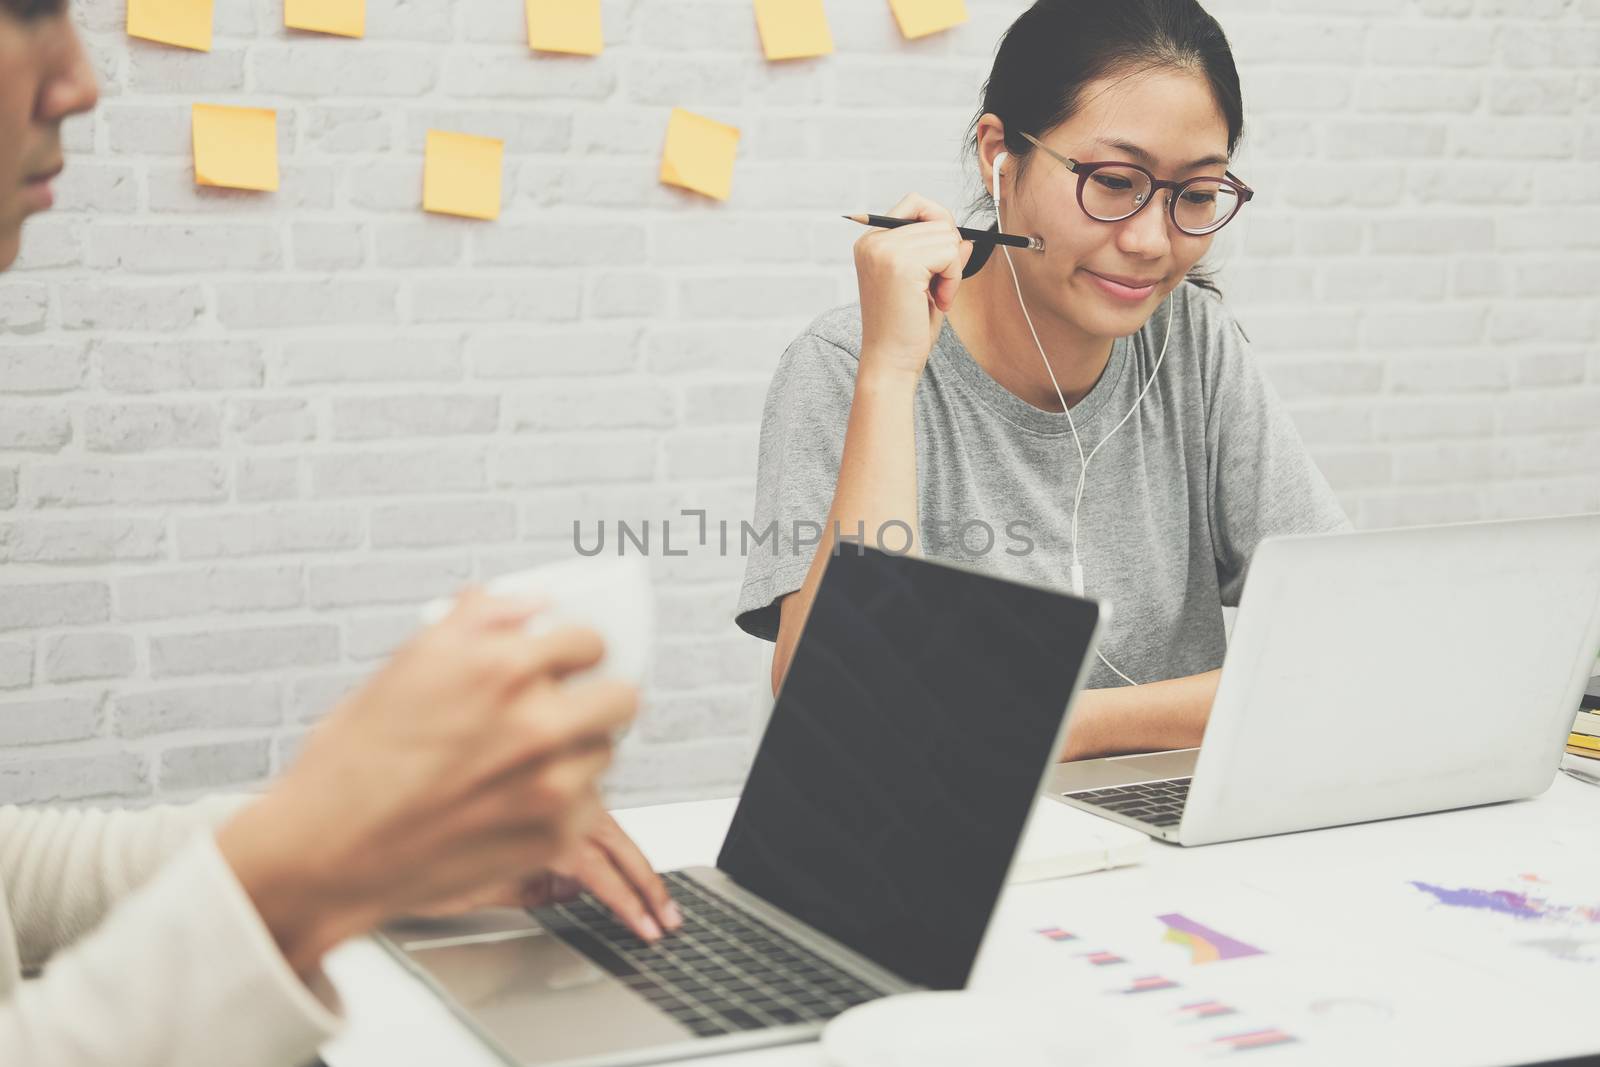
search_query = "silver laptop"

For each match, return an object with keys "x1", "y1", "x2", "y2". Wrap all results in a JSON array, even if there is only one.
[
  {"x1": 1048, "y1": 513, "x2": 1600, "y2": 846},
  {"x1": 380, "y1": 545, "x2": 1104, "y2": 1067}
]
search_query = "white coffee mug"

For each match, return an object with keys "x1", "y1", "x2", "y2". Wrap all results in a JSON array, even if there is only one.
[{"x1": 421, "y1": 554, "x2": 654, "y2": 686}]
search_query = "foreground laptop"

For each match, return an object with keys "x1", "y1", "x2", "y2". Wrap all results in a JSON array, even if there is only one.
[
  {"x1": 1048, "y1": 513, "x2": 1600, "y2": 846},
  {"x1": 381, "y1": 544, "x2": 1103, "y2": 1066}
]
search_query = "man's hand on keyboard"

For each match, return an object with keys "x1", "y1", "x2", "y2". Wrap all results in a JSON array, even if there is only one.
[
  {"x1": 531, "y1": 811, "x2": 684, "y2": 943},
  {"x1": 420, "y1": 810, "x2": 683, "y2": 944}
]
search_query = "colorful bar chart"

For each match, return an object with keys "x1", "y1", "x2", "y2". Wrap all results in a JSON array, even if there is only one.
[
  {"x1": 1121, "y1": 974, "x2": 1181, "y2": 994},
  {"x1": 1038, "y1": 914, "x2": 1296, "y2": 1057},
  {"x1": 1179, "y1": 999, "x2": 1238, "y2": 1021},
  {"x1": 1212, "y1": 1028, "x2": 1297, "y2": 1053}
]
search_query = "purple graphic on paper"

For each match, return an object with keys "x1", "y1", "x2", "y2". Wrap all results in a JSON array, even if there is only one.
[{"x1": 1157, "y1": 913, "x2": 1265, "y2": 964}]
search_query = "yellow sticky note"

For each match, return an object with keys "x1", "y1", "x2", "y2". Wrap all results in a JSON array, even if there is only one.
[
  {"x1": 753, "y1": 0, "x2": 833, "y2": 61},
  {"x1": 423, "y1": 130, "x2": 504, "y2": 221},
  {"x1": 285, "y1": 0, "x2": 365, "y2": 38},
  {"x1": 127, "y1": 0, "x2": 213, "y2": 52},
  {"x1": 525, "y1": 0, "x2": 603, "y2": 56},
  {"x1": 888, "y1": 0, "x2": 967, "y2": 40},
  {"x1": 192, "y1": 104, "x2": 279, "y2": 192},
  {"x1": 659, "y1": 109, "x2": 740, "y2": 202}
]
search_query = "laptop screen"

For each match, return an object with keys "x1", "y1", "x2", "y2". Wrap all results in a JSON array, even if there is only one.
[{"x1": 716, "y1": 546, "x2": 1100, "y2": 990}]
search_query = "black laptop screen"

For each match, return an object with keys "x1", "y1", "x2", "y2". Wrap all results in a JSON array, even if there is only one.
[{"x1": 715, "y1": 546, "x2": 1100, "y2": 990}]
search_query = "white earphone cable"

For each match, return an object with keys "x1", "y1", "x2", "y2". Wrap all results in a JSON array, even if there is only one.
[{"x1": 993, "y1": 154, "x2": 1176, "y2": 687}]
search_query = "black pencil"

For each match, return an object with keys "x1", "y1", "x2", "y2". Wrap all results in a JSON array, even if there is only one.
[{"x1": 842, "y1": 213, "x2": 1044, "y2": 251}]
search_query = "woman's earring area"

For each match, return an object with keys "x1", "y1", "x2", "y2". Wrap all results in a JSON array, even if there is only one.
[{"x1": 992, "y1": 151, "x2": 1046, "y2": 254}]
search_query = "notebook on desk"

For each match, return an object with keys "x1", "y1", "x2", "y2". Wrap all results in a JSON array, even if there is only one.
[
  {"x1": 597, "y1": 794, "x2": 1149, "y2": 889},
  {"x1": 1580, "y1": 673, "x2": 1600, "y2": 711},
  {"x1": 1567, "y1": 673, "x2": 1600, "y2": 772},
  {"x1": 1009, "y1": 796, "x2": 1148, "y2": 883}
]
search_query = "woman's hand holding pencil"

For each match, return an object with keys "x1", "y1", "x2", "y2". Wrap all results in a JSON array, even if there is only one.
[{"x1": 851, "y1": 193, "x2": 974, "y2": 381}]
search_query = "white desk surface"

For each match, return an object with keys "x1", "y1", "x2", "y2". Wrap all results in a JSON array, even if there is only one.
[{"x1": 322, "y1": 777, "x2": 1600, "y2": 1067}]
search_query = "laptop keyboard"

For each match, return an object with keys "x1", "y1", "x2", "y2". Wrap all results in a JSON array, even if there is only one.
[
  {"x1": 534, "y1": 871, "x2": 886, "y2": 1039},
  {"x1": 1064, "y1": 776, "x2": 1191, "y2": 828}
]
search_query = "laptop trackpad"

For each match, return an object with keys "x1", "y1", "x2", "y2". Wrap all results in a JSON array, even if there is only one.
[{"x1": 401, "y1": 925, "x2": 688, "y2": 1064}]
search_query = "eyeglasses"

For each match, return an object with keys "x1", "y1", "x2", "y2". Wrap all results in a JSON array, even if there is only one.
[{"x1": 1019, "y1": 132, "x2": 1254, "y2": 236}]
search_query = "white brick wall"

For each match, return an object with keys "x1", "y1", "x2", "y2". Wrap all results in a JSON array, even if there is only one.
[{"x1": 1, "y1": 0, "x2": 1597, "y2": 807}]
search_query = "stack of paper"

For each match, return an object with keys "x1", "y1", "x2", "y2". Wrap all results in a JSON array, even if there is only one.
[
  {"x1": 1006, "y1": 797, "x2": 1148, "y2": 884},
  {"x1": 1567, "y1": 673, "x2": 1600, "y2": 763}
]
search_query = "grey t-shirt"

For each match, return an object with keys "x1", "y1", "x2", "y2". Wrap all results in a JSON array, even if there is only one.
[{"x1": 734, "y1": 280, "x2": 1351, "y2": 689}]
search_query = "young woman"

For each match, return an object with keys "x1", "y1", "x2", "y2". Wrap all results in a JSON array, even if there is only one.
[{"x1": 736, "y1": 0, "x2": 1350, "y2": 760}]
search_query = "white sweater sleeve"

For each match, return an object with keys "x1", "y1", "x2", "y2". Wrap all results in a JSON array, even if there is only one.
[
  {"x1": 0, "y1": 833, "x2": 342, "y2": 1067},
  {"x1": 0, "y1": 797, "x2": 251, "y2": 972}
]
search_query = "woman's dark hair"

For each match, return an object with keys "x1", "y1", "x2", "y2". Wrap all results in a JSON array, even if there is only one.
[{"x1": 963, "y1": 0, "x2": 1243, "y2": 295}]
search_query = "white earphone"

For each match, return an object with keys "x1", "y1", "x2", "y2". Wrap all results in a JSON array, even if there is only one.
[{"x1": 992, "y1": 145, "x2": 1177, "y2": 686}]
